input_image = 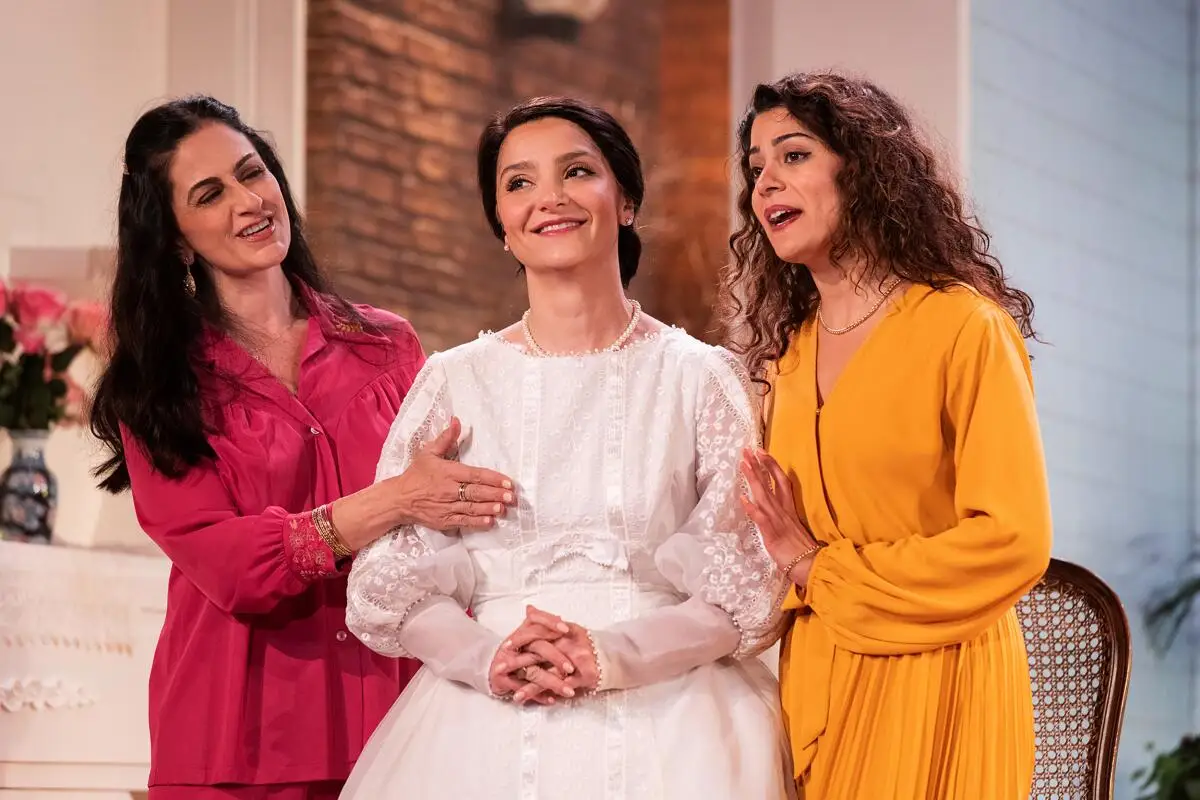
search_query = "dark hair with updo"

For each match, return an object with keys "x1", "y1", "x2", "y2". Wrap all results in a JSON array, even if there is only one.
[
  {"x1": 722, "y1": 72, "x2": 1036, "y2": 381},
  {"x1": 91, "y1": 94, "x2": 363, "y2": 492},
  {"x1": 476, "y1": 96, "x2": 644, "y2": 287}
]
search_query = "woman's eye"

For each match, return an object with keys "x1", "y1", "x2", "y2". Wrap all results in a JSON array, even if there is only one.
[{"x1": 506, "y1": 177, "x2": 530, "y2": 192}]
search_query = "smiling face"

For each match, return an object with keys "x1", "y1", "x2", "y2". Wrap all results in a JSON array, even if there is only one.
[
  {"x1": 493, "y1": 116, "x2": 633, "y2": 279},
  {"x1": 168, "y1": 122, "x2": 290, "y2": 277},
  {"x1": 747, "y1": 107, "x2": 843, "y2": 265}
]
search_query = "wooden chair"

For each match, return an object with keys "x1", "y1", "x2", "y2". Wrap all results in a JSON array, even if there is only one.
[{"x1": 1015, "y1": 558, "x2": 1132, "y2": 800}]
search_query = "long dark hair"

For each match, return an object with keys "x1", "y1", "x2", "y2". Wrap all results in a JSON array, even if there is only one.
[
  {"x1": 91, "y1": 95, "x2": 359, "y2": 492},
  {"x1": 476, "y1": 96, "x2": 644, "y2": 287},
  {"x1": 722, "y1": 72, "x2": 1036, "y2": 380}
]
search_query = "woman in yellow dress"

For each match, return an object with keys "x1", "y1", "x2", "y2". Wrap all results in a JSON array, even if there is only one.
[{"x1": 727, "y1": 72, "x2": 1053, "y2": 799}]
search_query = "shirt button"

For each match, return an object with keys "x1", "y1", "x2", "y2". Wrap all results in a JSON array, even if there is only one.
[
  {"x1": 310, "y1": 426, "x2": 321, "y2": 435},
  {"x1": 335, "y1": 631, "x2": 348, "y2": 642}
]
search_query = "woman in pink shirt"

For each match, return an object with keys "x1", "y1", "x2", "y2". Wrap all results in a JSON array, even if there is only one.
[{"x1": 89, "y1": 95, "x2": 516, "y2": 800}]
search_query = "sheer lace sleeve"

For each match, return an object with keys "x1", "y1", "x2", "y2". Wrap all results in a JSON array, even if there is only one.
[
  {"x1": 346, "y1": 356, "x2": 500, "y2": 694},
  {"x1": 588, "y1": 349, "x2": 786, "y2": 691},
  {"x1": 658, "y1": 348, "x2": 786, "y2": 656}
]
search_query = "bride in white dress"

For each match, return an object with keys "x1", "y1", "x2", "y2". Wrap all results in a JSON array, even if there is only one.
[{"x1": 340, "y1": 97, "x2": 793, "y2": 799}]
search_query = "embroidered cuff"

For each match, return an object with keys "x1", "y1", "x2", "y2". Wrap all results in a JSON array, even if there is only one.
[{"x1": 284, "y1": 511, "x2": 346, "y2": 581}]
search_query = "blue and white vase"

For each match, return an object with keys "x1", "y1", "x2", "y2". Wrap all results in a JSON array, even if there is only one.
[{"x1": 0, "y1": 430, "x2": 57, "y2": 544}]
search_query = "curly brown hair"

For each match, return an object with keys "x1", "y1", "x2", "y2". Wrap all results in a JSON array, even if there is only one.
[{"x1": 722, "y1": 72, "x2": 1036, "y2": 381}]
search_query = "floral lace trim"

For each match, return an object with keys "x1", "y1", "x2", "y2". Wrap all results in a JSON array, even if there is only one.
[
  {"x1": 284, "y1": 512, "x2": 338, "y2": 581},
  {"x1": 695, "y1": 350, "x2": 787, "y2": 659},
  {"x1": 349, "y1": 361, "x2": 453, "y2": 658}
]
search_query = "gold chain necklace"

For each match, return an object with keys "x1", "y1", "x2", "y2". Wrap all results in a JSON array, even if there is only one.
[
  {"x1": 521, "y1": 300, "x2": 641, "y2": 357},
  {"x1": 816, "y1": 278, "x2": 903, "y2": 335}
]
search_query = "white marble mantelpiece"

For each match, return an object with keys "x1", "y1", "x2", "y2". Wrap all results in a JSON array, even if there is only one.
[{"x1": 0, "y1": 541, "x2": 168, "y2": 798}]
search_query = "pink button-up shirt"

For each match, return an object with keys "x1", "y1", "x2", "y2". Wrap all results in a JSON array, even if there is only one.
[{"x1": 123, "y1": 293, "x2": 424, "y2": 787}]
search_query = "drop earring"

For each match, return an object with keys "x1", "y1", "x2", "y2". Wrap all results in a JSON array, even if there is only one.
[{"x1": 182, "y1": 253, "x2": 196, "y2": 297}]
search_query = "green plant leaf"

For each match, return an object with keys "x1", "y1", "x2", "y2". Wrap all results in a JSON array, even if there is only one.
[
  {"x1": 1134, "y1": 735, "x2": 1200, "y2": 799},
  {"x1": 25, "y1": 381, "x2": 51, "y2": 431},
  {"x1": 0, "y1": 321, "x2": 15, "y2": 354},
  {"x1": 49, "y1": 344, "x2": 81, "y2": 373},
  {"x1": 48, "y1": 378, "x2": 67, "y2": 398},
  {"x1": 0, "y1": 364, "x2": 18, "y2": 399},
  {"x1": 17, "y1": 353, "x2": 41, "y2": 386}
]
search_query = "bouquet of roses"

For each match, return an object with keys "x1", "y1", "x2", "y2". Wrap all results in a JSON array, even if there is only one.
[{"x1": 0, "y1": 281, "x2": 107, "y2": 431}]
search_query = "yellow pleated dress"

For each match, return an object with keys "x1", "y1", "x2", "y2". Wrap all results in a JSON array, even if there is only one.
[{"x1": 771, "y1": 283, "x2": 1053, "y2": 799}]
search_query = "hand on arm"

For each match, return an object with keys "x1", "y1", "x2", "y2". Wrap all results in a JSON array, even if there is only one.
[
  {"x1": 739, "y1": 447, "x2": 824, "y2": 590},
  {"x1": 328, "y1": 416, "x2": 517, "y2": 553}
]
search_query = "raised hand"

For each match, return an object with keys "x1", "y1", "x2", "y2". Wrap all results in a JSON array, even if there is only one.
[{"x1": 739, "y1": 447, "x2": 823, "y2": 587}]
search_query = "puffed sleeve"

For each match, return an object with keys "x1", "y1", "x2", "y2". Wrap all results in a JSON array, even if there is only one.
[
  {"x1": 589, "y1": 348, "x2": 787, "y2": 691},
  {"x1": 345, "y1": 355, "x2": 501, "y2": 695},
  {"x1": 124, "y1": 428, "x2": 345, "y2": 617}
]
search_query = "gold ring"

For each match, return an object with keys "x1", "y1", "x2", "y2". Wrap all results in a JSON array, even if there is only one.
[{"x1": 458, "y1": 482, "x2": 468, "y2": 502}]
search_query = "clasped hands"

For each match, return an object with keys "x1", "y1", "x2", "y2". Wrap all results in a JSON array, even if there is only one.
[{"x1": 488, "y1": 606, "x2": 602, "y2": 705}]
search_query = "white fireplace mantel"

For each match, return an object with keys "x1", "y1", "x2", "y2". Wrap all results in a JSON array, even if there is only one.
[{"x1": 0, "y1": 540, "x2": 168, "y2": 798}]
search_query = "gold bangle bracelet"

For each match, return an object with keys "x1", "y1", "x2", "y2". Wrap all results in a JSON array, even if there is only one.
[
  {"x1": 312, "y1": 504, "x2": 353, "y2": 560},
  {"x1": 323, "y1": 505, "x2": 353, "y2": 559},
  {"x1": 781, "y1": 541, "x2": 825, "y2": 583}
]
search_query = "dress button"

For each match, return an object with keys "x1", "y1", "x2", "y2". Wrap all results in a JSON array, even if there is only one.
[
  {"x1": 310, "y1": 426, "x2": 321, "y2": 435},
  {"x1": 335, "y1": 630, "x2": 348, "y2": 642}
]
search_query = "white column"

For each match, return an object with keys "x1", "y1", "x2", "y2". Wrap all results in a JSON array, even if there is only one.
[{"x1": 166, "y1": 0, "x2": 308, "y2": 205}]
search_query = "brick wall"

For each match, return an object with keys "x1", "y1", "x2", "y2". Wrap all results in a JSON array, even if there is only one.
[
  {"x1": 306, "y1": 0, "x2": 665, "y2": 352},
  {"x1": 971, "y1": 0, "x2": 1194, "y2": 792},
  {"x1": 649, "y1": 0, "x2": 730, "y2": 341}
]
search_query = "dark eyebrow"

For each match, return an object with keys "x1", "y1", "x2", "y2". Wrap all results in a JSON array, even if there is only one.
[
  {"x1": 186, "y1": 152, "x2": 257, "y2": 203},
  {"x1": 747, "y1": 131, "x2": 815, "y2": 157},
  {"x1": 499, "y1": 160, "x2": 534, "y2": 179},
  {"x1": 499, "y1": 149, "x2": 597, "y2": 179}
]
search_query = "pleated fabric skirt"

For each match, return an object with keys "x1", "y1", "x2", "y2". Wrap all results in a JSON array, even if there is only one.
[{"x1": 783, "y1": 610, "x2": 1034, "y2": 799}]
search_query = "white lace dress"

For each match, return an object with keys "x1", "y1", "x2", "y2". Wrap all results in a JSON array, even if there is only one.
[{"x1": 341, "y1": 328, "x2": 793, "y2": 800}]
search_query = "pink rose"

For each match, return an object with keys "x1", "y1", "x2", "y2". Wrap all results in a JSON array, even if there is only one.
[
  {"x1": 12, "y1": 286, "x2": 66, "y2": 328},
  {"x1": 65, "y1": 301, "x2": 107, "y2": 348},
  {"x1": 15, "y1": 326, "x2": 45, "y2": 353}
]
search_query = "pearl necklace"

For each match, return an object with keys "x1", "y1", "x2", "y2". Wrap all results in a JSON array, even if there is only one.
[
  {"x1": 521, "y1": 300, "x2": 642, "y2": 357},
  {"x1": 816, "y1": 278, "x2": 903, "y2": 335}
]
